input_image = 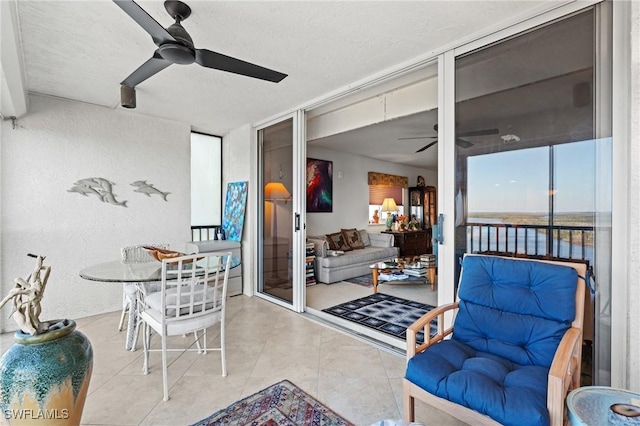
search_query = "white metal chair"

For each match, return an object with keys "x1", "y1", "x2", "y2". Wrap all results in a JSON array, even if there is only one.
[
  {"x1": 119, "y1": 244, "x2": 169, "y2": 351},
  {"x1": 137, "y1": 251, "x2": 232, "y2": 401}
]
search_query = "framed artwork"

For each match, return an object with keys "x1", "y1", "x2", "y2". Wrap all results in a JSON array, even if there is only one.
[
  {"x1": 222, "y1": 181, "x2": 248, "y2": 241},
  {"x1": 306, "y1": 158, "x2": 333, "y2": 212}
]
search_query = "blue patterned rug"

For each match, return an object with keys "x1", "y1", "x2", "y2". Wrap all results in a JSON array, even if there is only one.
[
  {"x1": 191, "y1": 379, "x2": 354, "y2": 425},
  {"x1": 322, "y1": 293, "x2": 436, "y2": 344}
]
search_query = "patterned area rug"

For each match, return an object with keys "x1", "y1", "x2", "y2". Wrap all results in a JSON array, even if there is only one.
[
  {"x1": 343, "y1": 274, "x2": 374, "y2": 287},
  {"x1": 322, "y1": 293, "x2": 436, "y2": 344},
  {"x1": 191, "y1": 379, "x2": 354, "y2": 426}
]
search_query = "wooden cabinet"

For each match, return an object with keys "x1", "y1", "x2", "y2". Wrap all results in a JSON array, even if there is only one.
[
  {"x1": 409, "y1": 185, "x2": 437, "y2": 230},
  {"x1": 384, "y1": 230, "x2": 430, "y2": 257},
  {"x1": 407, "y1": 185, "x2": 436, "y2": 255}
]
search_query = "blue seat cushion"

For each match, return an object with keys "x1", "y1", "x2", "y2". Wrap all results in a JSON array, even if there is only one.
[
  {"x1": 406, "y1": 339, "x2": 550, "y2": 426},
  {"x1": 455, "y1": 255, "x2": 578, "y2": 367}
]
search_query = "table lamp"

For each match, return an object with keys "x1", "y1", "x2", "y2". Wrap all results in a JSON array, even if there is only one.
[
  {"x1": 381, "y1": 198, "x2": 398, "y2": 231},
  {"x1": 264, "y1": 182, "x2": 291, "y2": 284}
]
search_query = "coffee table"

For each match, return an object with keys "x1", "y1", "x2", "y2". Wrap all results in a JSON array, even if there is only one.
[{"x1": 370, "y1": 261, "x2": 429, "y2": 293}]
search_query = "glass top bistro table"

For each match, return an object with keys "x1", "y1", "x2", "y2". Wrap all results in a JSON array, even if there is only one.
[
  {"x1": 79, "y1": 255, "x2": 240, "y2": 350},
  {"x1": 567, "y1": 386, "x2": 640, "y2": 426}
]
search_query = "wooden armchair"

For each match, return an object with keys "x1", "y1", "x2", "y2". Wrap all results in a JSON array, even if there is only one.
[{"x1": 403, "y1": 254, "x2": 587, "y2": 426}]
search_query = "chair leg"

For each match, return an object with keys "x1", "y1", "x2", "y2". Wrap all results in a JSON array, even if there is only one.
[
  {"x1": 403, "y1": 380, "x2": 415, "y2": 422},
  {"x1": 118, "y1": 283, "x2": 128, "y2": 331},
  {"x1": 194, "y1": 331, "x2": 203, "y2": 353},
  {"x1": 221, "y1": 320, "x2": 227, "y2": 377},
  {"x1": 202, "y1": 328, "x2": 207, "y2": 355},
  {"x1": 162, "y1": 333, "x2": 169, "y2": 401},
  {"x1": 118, "y1": 304, "x2": 128, "y2": 332},
  {"x1": 142, "y1": 322, "x2": 149, "y2": 375}
]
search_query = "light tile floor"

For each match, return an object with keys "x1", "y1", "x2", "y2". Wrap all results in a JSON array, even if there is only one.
[{"x1": 1, "y1": 295, "x2": 466, "y2": 426}]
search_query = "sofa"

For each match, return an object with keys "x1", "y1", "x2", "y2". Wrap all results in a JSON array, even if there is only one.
[{"x1": 307, "y1": 229, "x2": 398, "y2": 284}]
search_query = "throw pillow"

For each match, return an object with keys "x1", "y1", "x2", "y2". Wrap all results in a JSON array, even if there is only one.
[
  {"x1": 325, "y1": 232, "x2": 353, "y2": 251},
  {"x1": 358, "y1": 229, "x2": 371, "y2": 247},
  {"x1": 341, "y1": 228, "x2": 365, "y2": 249}
]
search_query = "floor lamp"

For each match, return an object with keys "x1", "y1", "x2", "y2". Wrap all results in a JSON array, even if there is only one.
[{"x1": 264, "y1": 182, "x2": 291, "y2": 285}]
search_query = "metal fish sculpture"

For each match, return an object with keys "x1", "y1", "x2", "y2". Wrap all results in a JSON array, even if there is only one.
[
  {"x1": 74, "y1": 178, "x2": 100, "y2": 187},
  {"x1": 68, "y1": 177, "x2": 128, "y2": 207},
  {"x1": 130, "y1": 181, "x2": 170, "y2": 201},
  {"x1": 67, "y1": 184, "x2": 103, "y2": 199},
  {"x1": 92, "y1": 177, "x2": 116, "y2": 194},
  {"x1": 101, "y1": 192, "x2": 128, "y2": 207}
]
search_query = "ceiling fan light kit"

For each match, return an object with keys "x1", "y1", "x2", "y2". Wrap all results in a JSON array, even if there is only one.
[
  {"x1": 114, "y1": 0, "x2": 288, "y2": 108},
  {"x1": 120, "y1": 85, "x2": 136, "y2": 109}
]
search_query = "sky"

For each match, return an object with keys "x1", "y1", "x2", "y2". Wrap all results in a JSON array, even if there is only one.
[{"x1": 467, "y1": 139, "x2": 611, "y2": 214}]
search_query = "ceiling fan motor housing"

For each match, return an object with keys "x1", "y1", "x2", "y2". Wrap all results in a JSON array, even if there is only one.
[
  {"x1": 159, "y1": 43, "x2": 195, "y2": 64},
  {"x1": 159, "y1": 21, "x2": 195, "y2": 64}
]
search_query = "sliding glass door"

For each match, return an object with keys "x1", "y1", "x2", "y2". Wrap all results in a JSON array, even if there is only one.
[
  {"x1": 452, "y1": 6, "x2": 612, "y2": 384},
  {"x1": 257, "y1": 113, "x2": 306, "y2": 311}
]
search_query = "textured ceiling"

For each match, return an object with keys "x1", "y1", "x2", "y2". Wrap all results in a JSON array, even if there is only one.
[{"x1": 14, "y1": 0, "x2": 554, "y2": 138}]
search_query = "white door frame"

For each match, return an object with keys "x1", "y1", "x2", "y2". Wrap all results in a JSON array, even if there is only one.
[{"x1": 254, "y1": 111, "x2": 306, "y2": 312}]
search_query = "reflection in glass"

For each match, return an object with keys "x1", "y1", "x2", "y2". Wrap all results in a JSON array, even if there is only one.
[
  {"x1": 259, "y1": 119, "x2": 294, "y2": 303},
  {"x1": 454, "y1": 9, "x2": 611, "y2": 385}
]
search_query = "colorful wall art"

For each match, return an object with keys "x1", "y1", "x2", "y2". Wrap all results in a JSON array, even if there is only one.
[
  {"x1": 222, "y1": 181, "x2": 248, "y2": 242},
  {"x1": 307, "y1": 158, "x2": 333, "y2": 213}
]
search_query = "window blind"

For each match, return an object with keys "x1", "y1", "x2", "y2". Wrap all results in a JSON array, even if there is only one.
[{"x1": 369, "y1": 185, "x2": 403, "y2": 205}]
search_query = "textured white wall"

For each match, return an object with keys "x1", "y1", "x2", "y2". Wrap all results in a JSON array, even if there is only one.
[
  {"x1": 223, "y1": 124, "x2": 253, "y2": 295},
  {"x1": 628, "y1": 0, "x2": 640, "y2": 392},
  {"x1": 0, "y1": 94, "x2": 191, "y2": 332}
]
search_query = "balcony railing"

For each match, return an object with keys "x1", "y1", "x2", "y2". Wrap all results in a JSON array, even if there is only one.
[
  {"x1": 466, "y1": 222, "x2": 594, "y2": 262},
  {"x1": 191, "y1": 226, "x2": 217, "y2": 242}
]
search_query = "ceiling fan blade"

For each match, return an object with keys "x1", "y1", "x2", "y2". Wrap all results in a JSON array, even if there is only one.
[
  {"x1": 457, "y1": 128, "x2": 499, "y2": 137},
  {"x1": 195, "y1": 49, "x2": 287, "y2": 83},
  {"x1": 416, "y1": 141, "x2": 438, "y2": 153},
  {"x1": 121, "y1": 50, "x2": 172, "y2": 87},
  {"x1": 399, "y1": 136, "x2": 437, "y2": 141},
  {"x1": 455, "y1": 138, "x2": 474, "y2": 149},
  {"x1": 113, "y1": 0, "x2": 176, "y2": 45}
]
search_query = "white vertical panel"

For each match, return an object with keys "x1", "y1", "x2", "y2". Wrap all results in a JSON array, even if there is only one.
[
  {"x1": 439, "y1": 51, "x2": 457, "y2": 309},
  {"x1": 611, "y1": 0, "x2": 632, "y2": 390},
  {"x1": 190, "y1": 132, "x2": 222, "y2": 227}
]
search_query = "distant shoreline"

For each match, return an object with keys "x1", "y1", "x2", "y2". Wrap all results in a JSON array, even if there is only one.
[{"x1": 466, "y1": 212, "x2": 604, "y2": 247}]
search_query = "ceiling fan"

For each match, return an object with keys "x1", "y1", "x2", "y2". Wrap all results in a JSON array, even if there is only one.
[
  {"x1": 114, "y1": 0, "x2": 288, "y2": 108},
  {"x1": 400, "y1": 124, "x2": 499, "y2": 153}
]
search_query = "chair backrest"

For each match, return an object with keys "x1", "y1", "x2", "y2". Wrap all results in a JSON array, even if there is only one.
[
  {"x1": 453, "y1": 254, "x2": 586, "y2": 368},
  {"x1": 121, "y1": 244, "x2": 169, "y2": 264},
  {"x1": 160, "y1": 252, "x2": 232, "y2": 323}
]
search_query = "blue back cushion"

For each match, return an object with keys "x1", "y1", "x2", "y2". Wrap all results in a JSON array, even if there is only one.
[{"x1": 453, "y1": 255, "x2": 578, "y2": 368}]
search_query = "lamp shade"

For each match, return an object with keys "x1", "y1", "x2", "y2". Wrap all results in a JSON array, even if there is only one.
[
  {"x1": 265, "y1": 182, "x2": 291, "y2": 201},
  {"x1": 381, "y1": 198, "x2": 398, "y2": 213}
]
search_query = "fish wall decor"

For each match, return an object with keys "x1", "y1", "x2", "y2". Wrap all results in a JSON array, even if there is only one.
[
  {"x1": 68, "y1": 178, "x2": 128, "y2": 207},
  {"x1": 130, "y1": 181, "x2": 170, "y2": 201}
]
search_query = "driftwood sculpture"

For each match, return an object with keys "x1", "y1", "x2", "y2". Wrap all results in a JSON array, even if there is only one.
[{"x1": 0, "y1": 253, "x2": 50, "y2": 335}]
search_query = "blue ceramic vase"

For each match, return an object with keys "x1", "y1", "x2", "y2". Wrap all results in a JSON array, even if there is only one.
[{"x1": 0, "y1": 319, "x2": 93, "y2": 425}]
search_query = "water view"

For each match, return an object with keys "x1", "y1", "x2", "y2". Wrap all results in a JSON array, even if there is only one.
[{"x1": 465, "y1": 212, "x2": 607, "y2": 265}]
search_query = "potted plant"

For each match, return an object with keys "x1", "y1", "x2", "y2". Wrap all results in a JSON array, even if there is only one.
[{"x1": 0, "y1": 254, "x2": 93, "y2": 425}]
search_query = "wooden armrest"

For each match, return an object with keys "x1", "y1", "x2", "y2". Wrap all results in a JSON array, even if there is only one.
[
  {"x1": 547, "y1": 327, "x2": 582, "y2": 426},
  {"x1": 406, "y1": 301, "x2": 459, "y2": 359}
]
